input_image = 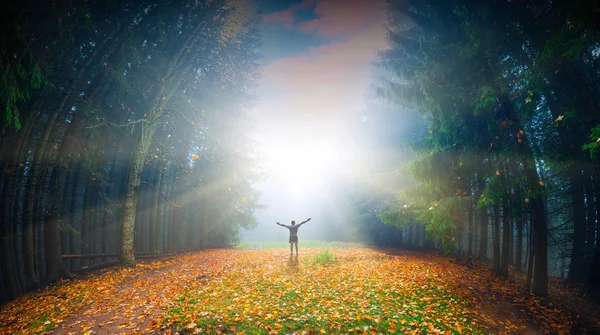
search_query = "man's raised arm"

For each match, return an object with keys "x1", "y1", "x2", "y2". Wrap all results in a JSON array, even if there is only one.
[
  {"x1": 298, "y1": 218, "x2": 311, "y2": 226},
  {"x1": 276, "y1": 222, "x2": 286, "y2": 227}
]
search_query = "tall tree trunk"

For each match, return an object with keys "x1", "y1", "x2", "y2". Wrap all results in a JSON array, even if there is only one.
[
  {"x1": 516, "y1": 216, "x2": 524, "y2": 272},
  {"x1": 0, "y1": 123, "x2": 29, "y2": 300},
  {"x1": 171, "y1": 181, "x2": 183, "y2": 250},
  {"x1": 1, "y1": 203, "x2": 21, "y2": 301},
  {"x1": 121, "y1": 138, "x2": 147, "y2": 265},
  {"x1": 134, "y1": 168, "x2": 147, "y2": 253},
  {"x1": 589, "y1": 197, "x2": 600, "y2": 302},
  {"x1": 526, "y1": 214, "x2": 534, "y2": 291},
  {"x1": 498, "y1": 92, "x2": 549, "y2": 297},
  {"x1": 44, "y1": 113, "x2": 87, "y2": 282},
  {"x1": 16, "y1": 101, "x2": 43, "y2": 291},
  {"x1": 68, "y1": 166, "x2": 82, "y2": 271},
  {"x1": 158, "y1": 163, "x2": 168, "y2": 250},
  {"x1": 500, "y1": 194, "x2": 510, "y2": 278},
  {"x1": 407, "y1": 223, "x2": 413, "y2": 248},
  {"x1": 120, "y1": 117, "x2": 162, "y2": 265},
  {"x1": 81, "y1": 174, "x2": 96, "y2": 267},
  {"x1": 478, "y1": 206, "x2": 488, "y2": 259},
  {"x1": 468, "y1": 196, "x2": 474, "y2": 258},
  {"x1": 0, "y1": 102, "x2": 42, "y2": 299},
  {"x1": 152, "y1": 163, "x2": 163, "y2": 252},
  {"x1": 585, "y1": 174, "x2": 596, "y2": 273},
  {"x1": 567, "y1": 166, "x2": 586, "y2": 285},
  {"x1": 493, "y1": 203, "x2": 501, "y2": 275},
  {"x1": 456, "y1": 215, "x2": 462, "y2": 257}
]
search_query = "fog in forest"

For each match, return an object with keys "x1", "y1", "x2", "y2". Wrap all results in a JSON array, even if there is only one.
[{"x1": 2, "y1": 1, "x2": 600, "y2": 328}]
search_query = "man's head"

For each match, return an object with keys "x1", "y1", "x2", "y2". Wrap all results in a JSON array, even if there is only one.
[{"x1": 291, "y1": 220, "x2": 296, "y2": 225}]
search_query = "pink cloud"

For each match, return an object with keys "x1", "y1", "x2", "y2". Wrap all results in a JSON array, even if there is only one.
[
  {"x1": 299, "y1": 0, "x2": 385, "y2": 37},
  {"x1": 259, "y1": 23, "x2": 386, "y2": 118},
  {"x1": 261, "y1": 0, "x2": 318, "y2": 28},
  {"x1": 254, "y1": 0, "x2": 388, "y2": 123}
]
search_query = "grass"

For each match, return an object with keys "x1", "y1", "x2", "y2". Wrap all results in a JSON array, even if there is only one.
[
  {"x1": 232, "y1": 240, "x2": 362, "y2": 249},
  {"x1": 312, "y1": 250, "x2": 337, "y2": 265},
  {"x1": 231, "y1": 241, "x2": 251, "y2": 249}
]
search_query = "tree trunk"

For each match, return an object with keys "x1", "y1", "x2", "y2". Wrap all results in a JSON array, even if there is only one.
[
  {"x1": 516, "y1": 216, "x2": 524, "y2": 272},
  {"x1": 152, "y1": 163, "x2": 163, "y2": 252},
  {"x1": 157, "y1": 163, "x2": 167, "y2": 250},
  {"x1": 1, "y1": 205, "x2": 21, "y2": 301},
  {"x1": 118, "y1": 12, "x2": 204, "y2": 262},
  {"x1": 526, "y1": 214, "x2": 534, "y2": 291},
  {"x1": 456, "y1": 215, "x2": 462, "y2": 257},
  {"x1": 567, "y1": 166, "x2": 586, "y2": 285},
  {"x1": 468, "y1": 197, "x2": 474, "y2": 258},
  {"x1": 44, "y1": 113, "x2": 87, "y2": 282},
  {"x1": 500, "y1": 194, "x2": 510, "y2": 278},
  {"x1": 134, "y1": 168, "x2": 147, "y2": 253},
  {"x1": 69, "y1": 166, "x2": 83, "y2": 271},
  {"x1": 498, "y1": 92, "x2": 549, "y2": 297},
  {"x1": 81, "y1": 174, "x2": 96, "y2": 267},
  {"x1": 493, "y1": 203, "x2": 501, "y2": 275},
  {"x1": 589, "y1": 197, "x2": 600, "y2": 302},
  {"x1": 0, "y1": 105, "x2": 42, "y2": 299},
  {"x1": 171, "y1": 182, "x2": 183, "y2": 250},
  {"x1": 12, "y1": 100, "x2": 42, "y2": 291},
  {"x1": 585, "y1": 174, "x2": 596, "y2": 273},
  {"x1": 120, "y1": 140, "x2": 147, "y2": 266},
  {"x1": 478, "y1": 206, "x2": 488, "y2": 259}
]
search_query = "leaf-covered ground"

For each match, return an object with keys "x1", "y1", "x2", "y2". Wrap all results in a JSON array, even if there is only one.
[{"x1": 0, "y1": 248, "x2": 578, "y2": 334}]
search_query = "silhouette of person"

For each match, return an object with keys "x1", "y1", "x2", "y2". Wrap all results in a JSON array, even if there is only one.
[{"x1": 276, "y1": 218, "x2": 311, "y2": 255}]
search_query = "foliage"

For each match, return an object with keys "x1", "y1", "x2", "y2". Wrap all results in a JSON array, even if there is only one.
[
  {"x1": 0, "y1": 248, "x2": 577, "y2": 334},
  {"x1": 311, "y1": 250, "x2": 338, "y2": 266}
]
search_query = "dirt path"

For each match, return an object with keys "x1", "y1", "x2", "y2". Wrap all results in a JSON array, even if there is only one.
[{"x1": 51, "y1": 251, "x2": 238, "y2": 335}]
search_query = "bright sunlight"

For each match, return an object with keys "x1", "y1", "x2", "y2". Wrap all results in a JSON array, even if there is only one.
[{"x1": 262, "y1": 135, "x2": 341, "y2": 197}]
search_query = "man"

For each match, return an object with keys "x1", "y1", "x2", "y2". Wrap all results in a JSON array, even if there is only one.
[{"x1": 276, "y1": 218, "x2": 311, "y2": 255}]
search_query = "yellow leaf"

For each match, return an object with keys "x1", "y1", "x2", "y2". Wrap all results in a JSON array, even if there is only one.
[
  {"x1": 320, "y1": 329, "x2": 326, "y2": 334},
  {"x1": 191, "y1": 154, "x2": 199, "y2": 160}
]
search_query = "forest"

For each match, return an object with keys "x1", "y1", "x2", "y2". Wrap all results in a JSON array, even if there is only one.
[{"x1": 1, "y1": 0, "x2": 600, "y2": 334}]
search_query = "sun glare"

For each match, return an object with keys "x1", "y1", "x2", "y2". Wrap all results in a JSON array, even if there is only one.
[{"x1": 263, "y1": 136, "x2": 340, "y2": 196}]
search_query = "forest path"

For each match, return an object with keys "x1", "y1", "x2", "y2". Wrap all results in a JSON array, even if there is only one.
[
  {"x1": 52, "y1": 250, "x2": 235, "y2": 335},
  {"x1": 0, "y1": 248, "x2": 573, "y2": 334}
]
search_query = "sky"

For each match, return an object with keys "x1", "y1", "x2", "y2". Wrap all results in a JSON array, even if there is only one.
[{"x1": 242, "y1": 0, "x2": 390, "y2": 240}]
